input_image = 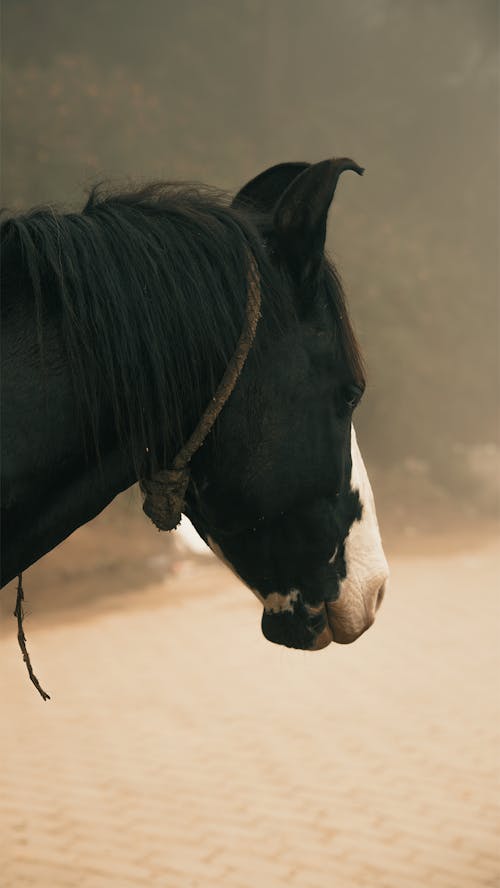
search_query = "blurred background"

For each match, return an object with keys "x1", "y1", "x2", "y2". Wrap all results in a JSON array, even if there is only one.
[
  {"x1": 1, "y1": 2, "x2": 499, "y2": 887},
  {"x1": 2, "y1": 0, "x2": 499, "y2": 532}
]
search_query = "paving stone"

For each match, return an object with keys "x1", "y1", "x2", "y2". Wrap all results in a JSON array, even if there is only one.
[{"x1": 1, "y1": 543, "x2": 499, "y2": 888}]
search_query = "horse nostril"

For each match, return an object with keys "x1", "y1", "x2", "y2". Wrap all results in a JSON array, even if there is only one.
[{"x1": 375, "y1": 582, "x2": 386, "y2": 612}]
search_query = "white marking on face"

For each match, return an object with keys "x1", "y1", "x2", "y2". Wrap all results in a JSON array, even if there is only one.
[
  {"x1": 327, "y1": 425, "x2": 389, "y2": 643},
  {"x1": 263, "y1": 589, "x2": 299, "y2": 615}
]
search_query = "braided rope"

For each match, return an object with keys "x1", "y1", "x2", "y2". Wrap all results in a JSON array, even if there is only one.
[{"x1": 141, "y1": 256, "x2": 261, "y2": 531}]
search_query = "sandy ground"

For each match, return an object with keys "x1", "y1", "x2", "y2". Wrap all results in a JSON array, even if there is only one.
[{"x1": 0, "y1": 514, "x2": 499, "y2": 888}]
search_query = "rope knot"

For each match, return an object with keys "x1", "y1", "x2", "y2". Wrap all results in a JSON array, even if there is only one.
[{"x1": 141, "y1": 466, "x2": 190, "y2": 531}]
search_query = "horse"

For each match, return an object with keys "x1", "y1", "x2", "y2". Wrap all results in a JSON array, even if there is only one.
[{"x1": 1, "y1": 158, "x2": 389, "y2": 651}]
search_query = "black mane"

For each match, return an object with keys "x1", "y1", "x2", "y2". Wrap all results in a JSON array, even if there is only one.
[
  {"x1": 2, "y1": 184, "x2": 274, "y2": 472},
  {"x1": 1, "y1": 182, "x2": 363, "y2": 473}
]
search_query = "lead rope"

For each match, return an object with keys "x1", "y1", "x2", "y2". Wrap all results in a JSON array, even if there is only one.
[
  {"x1": 140, "y1": 256, "x2": 261, "y2": 532},
  {"x1": 14, "y1": 572, "x2": 51, "y2": 700},
  {"x1": 13, "y1": 258, "x2": 260, "y2": 700}
]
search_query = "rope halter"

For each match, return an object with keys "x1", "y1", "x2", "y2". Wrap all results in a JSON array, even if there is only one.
[{"x1": 140, "y1": 256, "x2": 261, "y2": 531}]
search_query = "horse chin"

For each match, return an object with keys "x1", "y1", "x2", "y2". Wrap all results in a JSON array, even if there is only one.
[
  {"x1": 325, "y1": 600, "x2": 375, "y2": 645},
  {"x1": 307, "y1": 606, "x2": 334, "y2": 650},
  {"x1": 206, "y1": 532, "x2": 378, "y2": 651},
  {"x1": 290, "y1": 601, "x2": 374, "y2": 651}
]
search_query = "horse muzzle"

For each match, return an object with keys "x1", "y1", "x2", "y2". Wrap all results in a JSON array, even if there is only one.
[{"x1": 260, "y1": 577, "x2": 387, "y2": 651}]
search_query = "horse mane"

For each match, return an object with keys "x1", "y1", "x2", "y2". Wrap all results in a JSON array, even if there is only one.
[
  {"x1": 1, "y1": 183, "x2": 275, "y2": 473},
  {"x1": 1, "y1": 181, "x2": 364, "y2": 474}
]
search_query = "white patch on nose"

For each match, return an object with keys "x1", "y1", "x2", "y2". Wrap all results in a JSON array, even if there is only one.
[
  {"x1": 263, "y1": 589, "x2": 299, "y2": 615},
  {"x1": 327, "y1": 425, "x2": 389, "y2": 643}
]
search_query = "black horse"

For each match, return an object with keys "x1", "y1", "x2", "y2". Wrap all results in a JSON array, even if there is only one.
[{"x1": 1, "y1": 158, "x2": 388, "y2": 650}]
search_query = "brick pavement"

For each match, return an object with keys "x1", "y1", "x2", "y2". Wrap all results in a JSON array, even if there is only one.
[{"x1": 1, "y1": 542, "x2": 499, "y2": 888}]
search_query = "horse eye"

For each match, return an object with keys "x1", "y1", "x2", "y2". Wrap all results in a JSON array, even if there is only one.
[{"x1": 345, "y1": 385, "x2": 363, "y2": 409}]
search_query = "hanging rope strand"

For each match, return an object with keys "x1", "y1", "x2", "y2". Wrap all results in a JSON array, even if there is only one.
[{"x1": 14, "y1": 573, "x2": 51, "y2": 701}]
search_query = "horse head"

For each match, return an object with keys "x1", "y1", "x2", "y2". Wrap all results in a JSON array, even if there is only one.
[
  {"x1": 185, "y1": 159, "x2": 389, "y2": 650},
  {"x1": 1, "y1": 160, "x2": 388, "y2": 654}
]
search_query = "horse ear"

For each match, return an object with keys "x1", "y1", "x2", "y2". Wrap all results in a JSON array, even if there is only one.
[
  {"x1": 273, "y1": 157, "x2": 364, "y2": 284},
  {"x1": 232, "y1": 162, "x2": 310, "y2": 213}
]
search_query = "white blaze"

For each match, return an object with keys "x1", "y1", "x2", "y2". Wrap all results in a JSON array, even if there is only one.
[{"x1": 327, "y1": 425, "x2": 389, "y2": 643}]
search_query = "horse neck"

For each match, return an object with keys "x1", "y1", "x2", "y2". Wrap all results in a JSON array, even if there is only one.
[
  {"x1": 0, "y1": 213, "x2": 249, "y2": 585},
  {"x1": 1, "y1": 294, "x2": 138, "y2": 585}
]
